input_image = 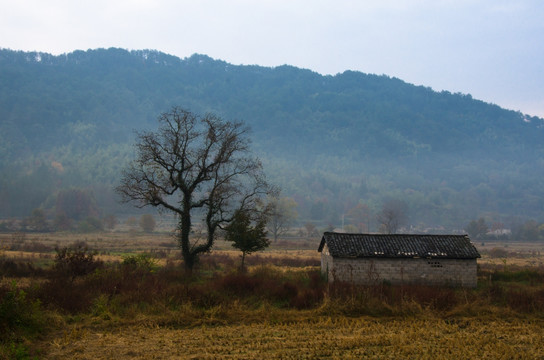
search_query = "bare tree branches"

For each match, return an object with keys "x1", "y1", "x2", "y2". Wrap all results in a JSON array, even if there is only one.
[
  {"x1": 267, "y1": 197, "x2": 298, "y2": 241},
  {"x1": 376, "y1": 199, "x2": 408, "y2": 234},
  {"x1": 116, "y1": 107, "x2": 273, "y2": 270}
]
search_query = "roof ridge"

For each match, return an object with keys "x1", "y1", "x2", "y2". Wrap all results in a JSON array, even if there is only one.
[
  {"x1": 324, "y1": 232, "x2": 469, "y2": 237},
  {"x1": 320, "y1": 232, "x2": 480, "y2": 259}
]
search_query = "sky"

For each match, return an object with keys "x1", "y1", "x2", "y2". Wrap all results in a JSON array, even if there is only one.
[{"x1": 1, "y1": 0, "x2": 543, "y2": 117}]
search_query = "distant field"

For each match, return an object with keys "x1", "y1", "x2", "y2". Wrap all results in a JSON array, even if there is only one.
[
  {"x1": 0, "y1": 231, "x2": 322, "y2": 271},
  {"x1": 476, "y1": 241, "x2": 544, "y2": 268},
  {"x1": 2, "y1": 231, "x2": 543, "y2": 268}
]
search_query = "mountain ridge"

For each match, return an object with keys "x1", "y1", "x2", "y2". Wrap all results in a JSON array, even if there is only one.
[{"x1": 0, "y1": 48, "x2": 543, "y2": 230}]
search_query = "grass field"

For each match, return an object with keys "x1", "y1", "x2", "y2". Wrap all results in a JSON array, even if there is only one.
[
  {"x1": 41, "y1": 314, "x2": 544, "y2": 359},
  {"x1": 1, "y1": 232, "x2": 544, "y2": 359}
]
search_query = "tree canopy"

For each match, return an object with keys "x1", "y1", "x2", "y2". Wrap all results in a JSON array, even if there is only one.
[{"x1": 224, "y1": 209, "x2": 269, "y2": 271}]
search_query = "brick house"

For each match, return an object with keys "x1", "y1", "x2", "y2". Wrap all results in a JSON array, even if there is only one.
[{"x1": 318, "y1": 232, "x2": 480, "y2": 287}]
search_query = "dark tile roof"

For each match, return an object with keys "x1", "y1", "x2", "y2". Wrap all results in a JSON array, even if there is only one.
[{"x1": 318, "y1": 232, "x2": 480, "y2": 259}]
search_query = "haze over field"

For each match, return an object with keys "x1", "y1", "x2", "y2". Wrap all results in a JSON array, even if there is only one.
[
  {"x1": 0, "y1": 48, "x2": 543, "y2": 235},
  {"x1": 1, "y1": 0, "x2": 543, "y2": 117},
  {"x1": 1, "y1": 1, "x2": 544, "y2": 235}
]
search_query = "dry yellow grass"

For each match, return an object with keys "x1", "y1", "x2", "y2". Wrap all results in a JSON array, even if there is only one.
[
  {"x1": 4, "y1": 232, "x2": 544, "y2": 268},
  {"x1": 41, "y1": 315, "x2": 544, "y2": 359},
  {"x1": 0, "y1": 232, "x2": 324, "y2": 267},
  {"x1": 3, "y1": 232, "x2": 544, "y2": 359},
  {"x1": 476, "y1": 241, "x2": 544, "y2": 268}
]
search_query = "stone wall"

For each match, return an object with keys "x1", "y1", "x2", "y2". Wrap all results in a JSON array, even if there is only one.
[{"x1": 321, "y1": 254, "x2": 478, "y2": 287}]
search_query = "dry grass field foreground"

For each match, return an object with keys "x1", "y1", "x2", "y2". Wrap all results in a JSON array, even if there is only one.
[
  {"x1": 42, "y1": 313, "x2": 544, "y2": 359},
  {"x1": 1, "y1": 232, "x2": 544, "y2": 359}
]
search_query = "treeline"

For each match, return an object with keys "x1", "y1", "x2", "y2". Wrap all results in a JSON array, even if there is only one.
[
  {"x1": 465, "y1": 217, "x2": 544, "y2": 242},
  {"x1": 0, "y1": 48, "x2": 543, "y2": 229}
]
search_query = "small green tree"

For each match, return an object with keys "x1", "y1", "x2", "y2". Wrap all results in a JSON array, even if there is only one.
[{"x1": 225, "y1": 209, "x2": 269, "y2": 271}]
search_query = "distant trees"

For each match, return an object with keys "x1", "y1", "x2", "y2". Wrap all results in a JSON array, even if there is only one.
[
  {"x1": 465, "y1": 218, "x2": 489, "y2": 240},
  {"x1": 224, "y1": 209, "x2": 269, "y2": 271},
  {"x1": 303, "y1": 222, "x2": 318, "y2": 238},
  {"x1": 125, "y1": 216, "x2": 138, "y2": 230},
  {"x1": 102, "y1": 214, "x2": 118, "y2": 231},
  {"x1": 463, "y1": 217, "x2": 544, "y2": 242},
  {"x1": 512, "y1": 219, "x2": 543, "y2": 242},
  {"x1": 25, "y1": 208, "x2": 49, "y2": 232},
  {"x1": 117, "y1": 107, "x2": 273, "y2": 271},
  {"x1": 53, "y1": 212, "x2": 72, "y2": 231},
  {"x1": 55, "y1": 188, "x2": 99, "y2": 221},
  {"x1": 346, "y1": 203, "x2": 370, "y2": 232},
  {"x1": 377, "y1": 199, "x2": 407, "y2": 234},
  {"x1": 3, "y1": 48, "x2": 544, "y2": 231},
  {"x1": 267, "y1": 197, "x2": 298, "y2": 241},
  {"x1": 139, "y1": 214, "x2": 156, "y2": 233},
  {"x1": 77, "y1": 217, "x2": 103, "y2": 233}
]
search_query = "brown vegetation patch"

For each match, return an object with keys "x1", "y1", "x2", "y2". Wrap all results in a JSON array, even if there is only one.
[{"x1": 41, "y1": 316, "x2": 544, "y2": 359}]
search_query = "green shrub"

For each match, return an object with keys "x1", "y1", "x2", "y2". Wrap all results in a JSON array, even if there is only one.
[
  {"x1": 0, "y1": 281, "x2": 44, "y2": 338},
  {"x1": 76, "y1": 217, "x2": 104, "y2": 233},
  {"x1": 122, "y1": 253, "x2": 158, "y2": 273},
  {"x1": 0, "y1": 342, "x2": 36, "y2": 360},
  {"x1": 490, "y1": 269, "x2": 544, "y2": 283}
]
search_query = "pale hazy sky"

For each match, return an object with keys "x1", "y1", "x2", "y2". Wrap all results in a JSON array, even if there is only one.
[{"x1": 1, "y1": 0, "x2": 543, "y2": 117}]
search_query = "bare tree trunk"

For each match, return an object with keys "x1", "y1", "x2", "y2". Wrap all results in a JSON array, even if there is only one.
[
  {"x1": 178, "y1": 195, "x2": 197, "y2": 272},
  {"x1": 240, "y1": 252, "x2": 246, "y2": 272}
]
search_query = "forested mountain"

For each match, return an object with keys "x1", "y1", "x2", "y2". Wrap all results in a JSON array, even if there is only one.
[{"x1": 1, "y1": 48, "x2": 543, "y2": 231}]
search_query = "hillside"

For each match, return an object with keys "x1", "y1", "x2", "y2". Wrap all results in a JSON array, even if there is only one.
[{"x1": 0, "y1": 48, "x2": 543, "y2": 230}]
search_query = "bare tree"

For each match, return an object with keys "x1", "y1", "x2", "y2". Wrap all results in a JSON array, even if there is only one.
[
  {"x1": 346, "y1": 203, "x2": 370, "y2": 232},
  {"x1": 303, "y1": 222, "x2": 317, "y2": 238},
  {"x1": 116, "y1": 107, "x2": 273, "y2": 271},
  {"x1": 267, "y1": 196, "x2": 298, "y2": 241},
  {"x1": 376, "y1": 199, "x2": 407, "y2": 234},
  {"x1": 465, "y1": 217, "x2": 488, "y2": 239}
]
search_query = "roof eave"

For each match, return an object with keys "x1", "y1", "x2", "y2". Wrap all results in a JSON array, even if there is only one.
[{"x1": 329, "y1": 255, "x2": 480, "y2": 260}]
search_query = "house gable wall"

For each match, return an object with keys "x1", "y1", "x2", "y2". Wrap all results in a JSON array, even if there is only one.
[
  {"x1": 321, "y1": 255, "x2": 477, "y2": 287},
  {"x1": 320, "y1": 244, "x2": 334, "y2": 279}
]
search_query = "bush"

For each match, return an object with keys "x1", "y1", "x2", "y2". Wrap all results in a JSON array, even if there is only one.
[
  {"x1": 53, "y1": 242, "x2": 103, "y2": 281},
  {"x1": 0, "y1": 281, "x2": 44, "y2": 338},
  {"x1": 208, "y1": 267, "x2": 326, "y2": 308},
  {"x1": 77, "y1": 217, "x2": 104, "y2": 233},
  {"x1": 122, "y1": 253, "x2": 158, "y2": 273},
  {"x1": 488, "y1": 247, "x2": 509, "y2": 258},
  {"x1": 490, "y1": 269, "x2": 544, "y2": 283},
  {"x1": 0, "y1": 259, "x2": 42, "y2": 278}
]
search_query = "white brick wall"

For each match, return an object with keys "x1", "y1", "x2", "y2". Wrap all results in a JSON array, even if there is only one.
[{"x1": 321, "y1": 255, "x2": 477, "y2": 287}]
